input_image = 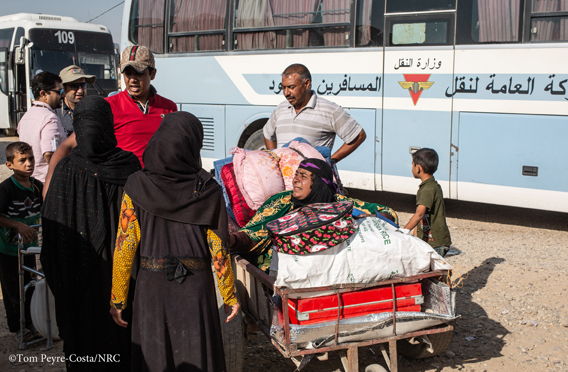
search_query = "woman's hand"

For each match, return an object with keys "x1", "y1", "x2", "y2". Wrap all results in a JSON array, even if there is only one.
[
  {"x1": 110, "y1": 307, "x2": 128, "y2": 328},
  {"x1": 224, "y1": 301, "x2": 241, "y2": 323}
]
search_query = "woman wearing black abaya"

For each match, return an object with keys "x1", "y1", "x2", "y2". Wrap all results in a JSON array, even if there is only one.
[
  {"x1": 40, "y1": 96, "x2": 141, "y2": 371},
  {"x1": 109, "y1": 111, "x2": 240, "y2": 372}
]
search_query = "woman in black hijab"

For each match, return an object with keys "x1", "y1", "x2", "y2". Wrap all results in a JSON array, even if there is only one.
[
  {"x1": 40, "y1": 96, "x2": 141, "y2": 371},
  {"x1": 109, "y1": 111, "x2": 240, "y2": 372}
]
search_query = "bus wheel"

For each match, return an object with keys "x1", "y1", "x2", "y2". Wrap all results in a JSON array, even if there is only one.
[
  {"x1": 243, "y1": 129, "x2": 266, "y2": 150},
  {"x1": 4, "y1": 128, "x2": 16, "y2": 136}
]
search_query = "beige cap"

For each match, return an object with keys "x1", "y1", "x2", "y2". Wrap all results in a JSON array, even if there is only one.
[
  {"x1": 59, "y1": 65, "x2": 96, "y2": 85},
  {"x1": 120, "y1": 45, "x2": 155, "y2": 74}
]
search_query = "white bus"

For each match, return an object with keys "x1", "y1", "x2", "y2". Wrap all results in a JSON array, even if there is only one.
[
  {"x1": 0, "y1": 13, "x2": 118, "y2": 134},
  {"x1": 120, "y1": 0, "x2": 568, "y2": 213}
]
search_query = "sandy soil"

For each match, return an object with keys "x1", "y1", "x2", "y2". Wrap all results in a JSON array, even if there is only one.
[{"x1": 0, "y1": 135, "x2": 567, "y2": 372}]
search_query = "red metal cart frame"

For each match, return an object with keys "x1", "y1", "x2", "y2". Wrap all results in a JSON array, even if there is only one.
[{"x1": 232, "y1": 254, "x2": 454, "y2": 372}]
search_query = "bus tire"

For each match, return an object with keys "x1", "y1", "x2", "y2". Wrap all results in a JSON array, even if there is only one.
[
  {"x1": 214, "y1": 271, "x2": 244, "y2": 372},
  {"x1": 243, "y1": 128, "x2": 266, "y2": 150},
  {"x1": 397, "y1": 329, "x2": 454, "y2": 359}
]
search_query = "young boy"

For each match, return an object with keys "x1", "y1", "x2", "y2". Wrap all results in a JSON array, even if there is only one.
[
  {"x1": 0, "y1": 142, "x2": 42, "y2": 339},
  {"x1": 404, "y1": 148, "x2": 451, "y2": 257}
]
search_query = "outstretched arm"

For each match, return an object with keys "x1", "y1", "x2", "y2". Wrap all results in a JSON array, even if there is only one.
[
  {"x1": 110, "y1": 193, "x2": 141, "y2": 327},
  {"x1": 404, "y1": 204, "x2": 427, "y2": 233},
  {"x1": 43, "y1": 133, "x2": 77, "y2": 198},
  {"x1": 207, "y1": 230, "x2": 240, "y2": 323}
]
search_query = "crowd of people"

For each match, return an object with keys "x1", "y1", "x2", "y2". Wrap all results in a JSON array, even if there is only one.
[{"x1": 0, "y1": 45, "x2": 451, "y2": 372}]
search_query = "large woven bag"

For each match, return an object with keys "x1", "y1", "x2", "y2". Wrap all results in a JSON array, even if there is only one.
[{"x1": 267, "y1": 201, "x2": 356, "y2": 255}]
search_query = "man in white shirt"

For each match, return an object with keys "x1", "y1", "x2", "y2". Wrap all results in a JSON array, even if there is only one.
[
  {"x1": 17, "y1": 72, "x2": 67, "y2": 182},
  {"x1": 263, "y1": 63, "x2": 366, "y2": 163}
]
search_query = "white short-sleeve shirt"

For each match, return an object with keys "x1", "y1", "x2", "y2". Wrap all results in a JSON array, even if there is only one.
[{"x1": 263, "y1": 91, "x2": 363, "y2": 149}]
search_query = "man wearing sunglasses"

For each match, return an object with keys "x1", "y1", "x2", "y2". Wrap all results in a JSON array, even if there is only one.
[
  {"x1": 17, "y1": 71, "x2": 67, "y2": 183},
  {"x1": 56, "y1": 65, "x2": 96, "y2": 137}
]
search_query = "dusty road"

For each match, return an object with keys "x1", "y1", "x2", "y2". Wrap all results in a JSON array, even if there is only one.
[{"x1": 0, "y1": 135, "x2": 567, "y2": 372}]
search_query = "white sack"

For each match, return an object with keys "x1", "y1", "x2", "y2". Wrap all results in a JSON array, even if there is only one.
[{"x1": 272, "y1": 217, "x2": 452, "y2": 289}]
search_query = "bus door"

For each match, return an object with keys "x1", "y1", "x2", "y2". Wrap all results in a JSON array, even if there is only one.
[{"x1": 381, "y1": 4, "x2": 456, "y2": 198}]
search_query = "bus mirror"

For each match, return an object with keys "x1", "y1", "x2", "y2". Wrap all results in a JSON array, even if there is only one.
[
  {"x1": 14, "y1": 46, "x2": 24, "y2": 65},
  {"x1": 14, "y1": 37, "x2": 29, "y2": 65}
]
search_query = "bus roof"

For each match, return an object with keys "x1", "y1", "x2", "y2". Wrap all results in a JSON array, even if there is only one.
[{"x1": 0, "y1": 13, "x2": 109, "y2": 34}]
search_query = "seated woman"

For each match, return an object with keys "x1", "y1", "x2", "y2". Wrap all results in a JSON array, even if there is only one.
[{"x1": 229, "y1": 158, "x2": 398, "y2": 271}]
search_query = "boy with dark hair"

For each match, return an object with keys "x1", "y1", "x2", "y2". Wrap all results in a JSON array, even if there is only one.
[
  {"x1": 0, "y1": 142, "x2": 43, "y2": 340},
  {"x1": 404, "y1": 148, "x2": 451, "y2": 257}
]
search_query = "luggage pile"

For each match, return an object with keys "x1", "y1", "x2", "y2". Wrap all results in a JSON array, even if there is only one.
[{"x1": 214, "y1": 139, "x2": 332, "y2": 227}]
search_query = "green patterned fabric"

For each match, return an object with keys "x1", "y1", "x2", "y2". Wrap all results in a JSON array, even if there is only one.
[{"x1": 239, "y1": 190, "x2": 399, "y2": 271}]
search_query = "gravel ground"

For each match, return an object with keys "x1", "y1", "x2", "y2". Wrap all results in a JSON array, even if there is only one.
[{"x1": 0, "y1": 135, "x2": 567, "y2": 372}]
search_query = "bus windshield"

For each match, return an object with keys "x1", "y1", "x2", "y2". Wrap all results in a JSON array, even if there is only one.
[{"x1": 29, "y1": 29, "x2": 117, "y2": 93}]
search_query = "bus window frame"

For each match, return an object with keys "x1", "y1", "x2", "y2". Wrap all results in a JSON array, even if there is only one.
[
  {"x1": 456, "y1": 0, "x2": 525, "y2": 45},
  {"x1": 385, "y1": 12, "x2": 455, "y2": 47},
  {"x1": 165, "y1": 0, "x2": 231, "y2": 53},
  {"x1": 229, "y1": 0, "x2": 357, "y2": 51},
  {"x1": 0, "y1": 48, "x2": 8, "y2": 96},
  {"x1": 524, "y1": 0, "x2": 568, "y2": 43}
]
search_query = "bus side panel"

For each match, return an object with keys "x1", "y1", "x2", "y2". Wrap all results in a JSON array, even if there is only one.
[
  {"x1": 375, "y1": 108, "x2": 383, "y2": 191},
  {"x1": 180, "y1": 104, "x2": 226, "y2": 172},
  {"x1": 381, "y1": 49, "x2": 455, "y2": 197},
  {"x1": 331, "y1": 108, "x2": 376, "y2": 191},
  {"x1": 457, "y1": 112, "x2": 568, "y2": 212}
]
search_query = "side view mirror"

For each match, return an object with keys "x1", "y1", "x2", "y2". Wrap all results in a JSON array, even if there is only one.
[{"x1": 14, "y1": 36, "x2": 28, "y2": 65}]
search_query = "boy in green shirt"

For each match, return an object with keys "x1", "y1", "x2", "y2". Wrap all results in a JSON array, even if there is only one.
[
  {"x1": 404, "y1": 148, "x2": 451, "y2": 257},
  {"x1": 0, "y1": 142, "x2": 42, "y2": 339}
]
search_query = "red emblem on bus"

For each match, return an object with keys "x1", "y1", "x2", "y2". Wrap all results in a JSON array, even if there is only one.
[{"x1": 398, "y1": 74, "x2": 434, "y2": 106}]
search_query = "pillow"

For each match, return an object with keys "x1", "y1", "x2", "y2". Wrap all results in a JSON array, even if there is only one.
[
  {"x1": 283, "y1": 137, "x2": 332, "y2": 163},
  {"x1": 221, "y1": 162, "x2": 256, "y2": 227},
  {"x1": 232, "y1": 148, "x2": 285, "y2": 210},
  {"x1": 275, "y1": 141, "x2": 327, "y2": 190}
]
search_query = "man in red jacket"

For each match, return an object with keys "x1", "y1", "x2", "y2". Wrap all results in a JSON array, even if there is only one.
[{"x1": 43, "y1": 45, "x2": 177, "y2": 195}]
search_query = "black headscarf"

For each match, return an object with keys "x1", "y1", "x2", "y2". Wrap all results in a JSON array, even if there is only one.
[
  {"x1": 291, "y1": 158, "x2": 336, "y2": 209},
  {"x1": 69, "y1": 96, "x2": 141, "y2": 185},
  {"x1": 124, "y1": 111, "x2": 228, "y2": 245}
]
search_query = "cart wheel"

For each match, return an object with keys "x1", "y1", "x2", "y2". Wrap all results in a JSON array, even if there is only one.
[
  {"x1": 215, "y1": 271, "x2": 244, "y2": 372},
  {"x1": 397, "y1": 329, "x2": 454, "y2": 359},
  {"x1": 365, "y1": 364, "x2": 388, "y2": 372}
]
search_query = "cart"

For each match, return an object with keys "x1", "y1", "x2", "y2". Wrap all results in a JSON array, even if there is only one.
[
  {"x1": 17, "y1": 226, "x2": 55, "y2": 350},
  {"x1": 230, "y1": 254, "x2": 456, "y2": 372}
]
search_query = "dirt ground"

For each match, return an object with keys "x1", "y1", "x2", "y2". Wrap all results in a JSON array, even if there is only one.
[{"x1": 1, "y1": 135, "x2": 567, "y2": 372}]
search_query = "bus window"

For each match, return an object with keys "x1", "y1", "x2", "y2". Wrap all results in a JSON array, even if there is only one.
[
  {"x1": 456, "y1": 0, "x2": 522, "y2": 44},
  {"x1": 386, "y1": 0, "x2": 456, "y2": 13},
  {"x1": 168, "y1": 0, "x2": 228, "y2": 52},
  {"x1": 356, "y1": 0, "x2": 384, "y2": 47},
  {"x1": 0, "y1": 28, "x2": 14, "y2": 49},
  {"x1": 129, "y1": 0, "x2": 166, "y2": 53},
  {"x1": 0, "y1": 48, "x2": 7, "y2": 95},
  {"x1": 78, "y1": 53, "x2": 117, "y2": 80},
  {"x1": 529, "y1": 0, "x2": 568, "y2": 41},
  {"x1": 233, "y1": 0, "x2": 351, "y2": 50},
  {"x1": 388, "y1": 15, "x2": 454, "y2": 46}
]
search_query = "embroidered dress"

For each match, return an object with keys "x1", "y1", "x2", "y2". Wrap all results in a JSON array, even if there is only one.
[{"x1": 239, "y1": 190, "x2": 399, "y2": 271}]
